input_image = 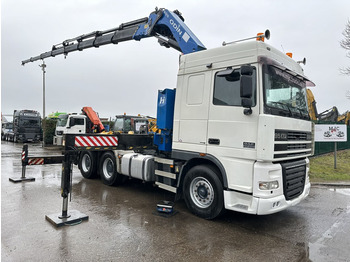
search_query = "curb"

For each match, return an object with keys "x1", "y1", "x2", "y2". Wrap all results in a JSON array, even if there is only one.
[{"x1": 311, "y1": 182, "x2": 350, "y2": 188}]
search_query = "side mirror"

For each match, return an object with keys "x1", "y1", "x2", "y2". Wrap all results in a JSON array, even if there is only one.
[
  {"x1": 240, "y1": 65, "x2": 254, "y2": 115},
  {"x1": 240, "y1": 75, "x2": 253, "y2": 98},
  {"x1": 241, "y1": 65, "x2": 254, "y2": 76},
  {"x1": 242, "y1": 98, "x2": 252, "y2": 108}
]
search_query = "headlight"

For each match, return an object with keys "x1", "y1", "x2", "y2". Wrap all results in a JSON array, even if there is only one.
[{"x1": 259, "y1": 181, "x2": 279, "y2": 190}]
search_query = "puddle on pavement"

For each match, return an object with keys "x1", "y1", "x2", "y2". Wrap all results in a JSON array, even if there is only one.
[
  {"x1": 329, "y1": 188, "x2": 350, "y2": 196},
  {"x1": 309, "y1": 190, "x2": 350, "y2": 261}
]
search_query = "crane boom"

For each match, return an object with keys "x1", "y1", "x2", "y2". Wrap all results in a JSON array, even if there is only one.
[{"x1": 21, "y1": 8, "x2": 206, "y2": 65}]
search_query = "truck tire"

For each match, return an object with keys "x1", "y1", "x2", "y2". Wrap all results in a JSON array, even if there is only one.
[
  {"x1": 99, "y1": 152, "x2": 124, "y2": 186},
  {"x1": 183, "y1": 165, "x2": 224, "y2": 219},
  {"x1": 79, "y1": 151, "x2": 97, "y2": 179}
]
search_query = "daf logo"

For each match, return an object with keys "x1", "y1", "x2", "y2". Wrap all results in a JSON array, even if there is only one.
[{"x1": 275, "y1": 133, "x2": 287, "y2": 140}]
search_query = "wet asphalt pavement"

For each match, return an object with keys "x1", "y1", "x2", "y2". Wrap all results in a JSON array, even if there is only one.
[{"x1": 1, "y1": 141, "x2": 350, "y2": 262}]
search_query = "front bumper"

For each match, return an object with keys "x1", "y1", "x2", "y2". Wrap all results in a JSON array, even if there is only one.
[{"x1": 224, "y1": 181, "x2": 310, "y2": 215}]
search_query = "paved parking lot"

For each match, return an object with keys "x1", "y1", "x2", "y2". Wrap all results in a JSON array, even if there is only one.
[{"x1": 2, "y1": 141, "x2": 350, "y2": 261}]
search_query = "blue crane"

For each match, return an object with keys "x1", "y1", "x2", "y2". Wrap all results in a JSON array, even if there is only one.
[{"x1": 22, "y1": 8, "x2": 206, "y2": 65}]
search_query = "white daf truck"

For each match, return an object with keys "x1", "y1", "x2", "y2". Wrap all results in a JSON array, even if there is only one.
[{"x1": 22, "y1": 8, "x2": 314, "y2": 219}]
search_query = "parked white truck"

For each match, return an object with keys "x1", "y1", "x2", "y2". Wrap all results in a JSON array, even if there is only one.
[
  {"x1": 53, "y1": 107, "x2": 105, "y2": 145},
  {"x1": 22, "y1": 8, "x2": 314, "y2": 219},
  {"x1": 53, "y1": 114, "x2": 87, "y2": 145}
]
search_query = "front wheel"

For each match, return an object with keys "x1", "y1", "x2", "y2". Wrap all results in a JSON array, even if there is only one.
[
  {"x1": 183, "y1": 165, "x2": 224, "y2": 219},
  {"x1": 99, "y1": 152, "x2": 125, "y2": 186}
]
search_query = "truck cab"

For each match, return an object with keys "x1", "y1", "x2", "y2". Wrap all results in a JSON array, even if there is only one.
[
  {"x1": 53, "y1": 114, "x2": 86, "y2": 145},
  {"x1": 1, "y1": 122, "x2": 13, "y2": 141},
  {"x1": 12, "y1": 110, "x2": 42, "y2": 142},
  {"x1": 172, "y1": 40, "x2": 313, "y2": 215},
  {"x1": 112, "y1": 115, "x2": 150, "y2": 134}
]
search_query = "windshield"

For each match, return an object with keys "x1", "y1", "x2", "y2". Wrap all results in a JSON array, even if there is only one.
[
  {"x1": 20, "y1": 118, "x2": 40, "y2": 127},
  {"x1": 112, "y1": 118, "x2": 131, "y2": 132},
  {"x1": 57, "y1": 115, "x2": 68, "y2": 127},
  {"x1": 264, "y1": 65, "x2": 310, "y2": 120}
]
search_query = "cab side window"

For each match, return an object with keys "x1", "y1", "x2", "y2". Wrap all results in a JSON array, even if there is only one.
[
  {"x1": 75, "y1": 118, "x2": 85, "y2": 126},
  {"x1": 213, "y1": 67, "x2": 256, "y2": 106}
]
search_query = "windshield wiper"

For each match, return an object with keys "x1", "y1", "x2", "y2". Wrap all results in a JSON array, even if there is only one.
[
  {"x1": 297, "y1": 108, "x2": 310, "y2": 120},
  {"x1": 269, "y1": 101, "x2": 311, "y2": 120},
  {"x1": 284, "y1": 104, "x2": 310, "y2": 120},
  {"x1": 268, "y1": 102, "x2": 292, "y2": 116}
]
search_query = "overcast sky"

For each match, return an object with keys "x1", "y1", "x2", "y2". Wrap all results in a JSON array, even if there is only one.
[{"x1": 1, "y1": 0, "x2": 350, "y2": 120}]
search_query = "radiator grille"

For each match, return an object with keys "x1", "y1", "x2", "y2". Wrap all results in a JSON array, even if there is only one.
[
  {"x1": 281, "y1": 160, "x2": 306, "y2": 200},
  {"x1": 274, "y1": 130, "x2": 312, "y2": 160}
]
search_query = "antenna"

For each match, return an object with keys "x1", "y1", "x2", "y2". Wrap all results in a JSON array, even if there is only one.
[
  {"x1": 281, "y1": 45, "x2": 285, "y2": 53},
  {"x1": 223, "y1": 30, "x2": 270, "y2": 46}
]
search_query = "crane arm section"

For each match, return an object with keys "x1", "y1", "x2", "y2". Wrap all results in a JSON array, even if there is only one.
[
  {"x1": 318, "y1": 106, "x2": 339, "y2": 122},
  {"x1": 21, "y1": 8, "x2": 206, "y2": 65},
  {"x1": 82, "y1": 107, "x2": 105, "y2": 133}
]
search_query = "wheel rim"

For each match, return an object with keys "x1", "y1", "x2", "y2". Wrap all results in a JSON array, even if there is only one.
[
  {"x1": 189, "y1": 176, "x2": 214, "y2": 208},
  {"x1": 81, "y1": 154, "x2": 91, "y2": 173},
  {"x1": 102, "y1": 158, "x2": 114, "y2": 179}
]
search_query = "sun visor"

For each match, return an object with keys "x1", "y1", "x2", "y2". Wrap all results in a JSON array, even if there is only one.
[{"x1": 258, "y1": 56, "x2": 315, "y2": 87}]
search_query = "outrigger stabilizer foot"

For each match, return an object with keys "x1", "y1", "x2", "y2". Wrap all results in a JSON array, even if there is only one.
[
  {"x1": 9, "y1": 145, "x2": 35, "y2": 183},
  {"x1": 45, "y1": 152, "x2": 88, "y2": 227}
]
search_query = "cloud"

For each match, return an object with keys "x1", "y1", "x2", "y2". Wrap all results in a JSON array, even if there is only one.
[{"x1": 2, "y1": 0, "x2": 350, "y2": 119}]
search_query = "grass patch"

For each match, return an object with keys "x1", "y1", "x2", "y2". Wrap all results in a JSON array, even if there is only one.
[{"x1": 309, "y1": 149, "x2": 350, "y2": 182}]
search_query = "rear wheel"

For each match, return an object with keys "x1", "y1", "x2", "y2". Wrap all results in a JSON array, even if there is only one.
[
  {"x1": 79, "y1": 151, "x2": 97, "y2": 179},
  {"x1": 99, "y1": 152, "x2": 125, "y2": 186},
  {"x1": 183, "y1": 165, "x2": 224, "y2": 219}
]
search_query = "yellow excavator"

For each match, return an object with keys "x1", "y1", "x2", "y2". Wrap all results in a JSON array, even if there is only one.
[
  {"x1": 307, "y1": 89, "x2": 349, "y2": 125},
  {"x1": 306, "y1": 89, "x2": 318, "y2": 121},
  {"x1": 338, "y1": 111, "x2": 350, "y2": 125}
]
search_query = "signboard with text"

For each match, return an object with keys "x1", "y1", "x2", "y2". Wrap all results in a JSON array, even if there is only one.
[{"x1": 314, "y1": 124, "x2": 347, "y2": 142}]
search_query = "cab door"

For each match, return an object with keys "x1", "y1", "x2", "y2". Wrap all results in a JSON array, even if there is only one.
[
  {"x1": 67, "y1": 117, "x2": 86, "y2": 134},
  {"x1": 207, "y1": 66, "x2": 259, "y2": 192}
]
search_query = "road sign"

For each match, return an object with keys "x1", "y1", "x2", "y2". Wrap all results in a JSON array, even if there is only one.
[{"x1": 314, "y1": 124, "x2": 347, "y2": 142}]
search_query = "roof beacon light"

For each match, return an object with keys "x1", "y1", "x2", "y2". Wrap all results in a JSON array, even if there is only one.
[
  {"x1": 223, "y1": 29, "x2": 270, "y2": 46},
  {"x1": 286, "y1": 52, "x2": 293, "y2": 58}
]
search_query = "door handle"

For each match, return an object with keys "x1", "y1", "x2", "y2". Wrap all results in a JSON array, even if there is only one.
[{"x1": 208, "y1": 138, "x2": 220, "y2": 145}]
